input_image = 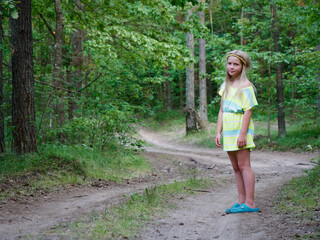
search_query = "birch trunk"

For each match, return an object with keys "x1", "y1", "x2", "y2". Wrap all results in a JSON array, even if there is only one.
[{"x1": 186, "y1": 9, "x2": 197, "y2": 133}]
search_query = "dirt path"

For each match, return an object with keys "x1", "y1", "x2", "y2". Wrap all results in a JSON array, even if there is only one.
[
  {"x1": 139, "y1": 128, "x2": 318, "y2": 240},
  {"x1": 0, "y1": 128, "x2": 317, "y2": 239}
]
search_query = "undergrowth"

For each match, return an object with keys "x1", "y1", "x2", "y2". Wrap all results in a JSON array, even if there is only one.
[
  {"x1": 0, "y1": 144, "x2": 150, "y2": 200},
  {"x1": 276, "y1": 158, "x2": 320, "y2": 239}
]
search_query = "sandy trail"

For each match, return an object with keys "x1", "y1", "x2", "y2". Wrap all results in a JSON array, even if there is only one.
[{"x1": 0, "y1": 128, "x2": 317, "y2": 239}]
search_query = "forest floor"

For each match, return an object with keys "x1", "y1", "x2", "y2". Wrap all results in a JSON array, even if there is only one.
[{"x1": 0, "y1": 127, "x2": 318, "y2": 239}]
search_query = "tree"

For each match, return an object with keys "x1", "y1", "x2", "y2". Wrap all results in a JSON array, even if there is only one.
[
  {"x1": 53, "y1": 0, "x2": 65, "y2": 126},
  {"x1": 198, "y1": 0, "x2": 208, "y2": 123},
  {"x1": 185, "y1": 8, "x2": 197, "y2": 133},
  {"x1": 10, "y1": 0, "x2": 37, "y2": 154},
  {"x1": 0, "y1": 0, "x2": 4, "y2": 153},
  {"x1": 270, "y1": 2, "x2": 286, "y2": 137}
]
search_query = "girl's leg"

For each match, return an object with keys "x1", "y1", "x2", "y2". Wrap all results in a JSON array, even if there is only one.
[
  {"x1": 235, "y1": 149, "x2": 256, "y2": 208},
  {"x1": 227, "y1": 151, "x2": 246, "y2": 204}
]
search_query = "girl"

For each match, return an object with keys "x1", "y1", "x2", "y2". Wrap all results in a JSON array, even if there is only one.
[{"x1": 215, "y1": 50, "x2": 259, "y2": 214}]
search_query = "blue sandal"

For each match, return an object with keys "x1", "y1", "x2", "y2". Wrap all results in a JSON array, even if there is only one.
[
  {"x1": 230, "y1": 203, "x2": 259, "y2": 213},
  {"x1": 225, "y1": 203, "x2": 241, "y2": 214}
]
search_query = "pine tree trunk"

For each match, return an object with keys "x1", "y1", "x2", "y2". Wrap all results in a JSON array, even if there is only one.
[
  {"x1": 185, "y1": 9, "x2": 197, "y2": 133},
  {"x1": 179, "y1": 72, "x2": 184, "y2": 109},
  {"x1": 68, "y1": 29, "x2": 83, "y2": 120},
  {"x1": 163, "y1": 67, "x2": 172, "y2": 110},
  {"x1": 317, "y1": 44, "x2": 320, "y2": 118},
  {"x1": 209, "y1": 0, "x2": 214, "y2": 40},
  {"x1": 271, "y1": 2, "x2": 286, "y2": 137},
  {"x1": 0, "y1": 0, "x2": 4, "y2": 153},
  {"x1": 10, "y1": 0, "x2": 37, "y2": 154},
  {"x1": 53, "y1": 0, "x2": 65, "y2": 126},
  {"x1": 198, "y1": 1, "x2": 208, "y2": 123}
]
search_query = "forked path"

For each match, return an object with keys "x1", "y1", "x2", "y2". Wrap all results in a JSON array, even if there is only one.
[
  {"x1": 139, "y1": 128, "x2": 318, "y2": 240},
  {"x1": 0, "y1": 128, "x2": 317, "y2": 239}
]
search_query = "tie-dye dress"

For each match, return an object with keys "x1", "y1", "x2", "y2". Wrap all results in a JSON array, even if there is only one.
[{"x1": 218, "y1": 83, "x2": 258, "y2": 151}]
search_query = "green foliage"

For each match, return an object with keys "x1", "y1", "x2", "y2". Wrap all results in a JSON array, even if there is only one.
[
  {"x1": 2, "y1": 0, "x2": 320, "y2": 154},
  {"x1": 277, "y1": 158, "x2": 320, "y2": 239}
]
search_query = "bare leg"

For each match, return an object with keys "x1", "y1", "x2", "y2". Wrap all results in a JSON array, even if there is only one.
[
  {"x1": 227, "y1": 151, "x2": 245, "y2": 204},
  {"x1": 236, "y1": 149, "x2": 256, "y2": 208}
]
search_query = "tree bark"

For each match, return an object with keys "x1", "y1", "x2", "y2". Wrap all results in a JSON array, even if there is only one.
[
  {"x1": 198, "y1": 0, "x2": 208, "y2": 123},
  {"x1": 163, "y1": 67, "x2": 172, "y2": 110},
  {"x1": 209, "y1": 0, "x2": 214, "y2": 40},
  {"x1": 317, "y1": 44, "x2": 320, "y2": 118},
  {"x1": 68, "y1": 29, "x2": 84, "y2": 120},
  {"x1": 10, "y1": 0, "x2": 37, "y2": 154},
  {"x1": 0, "y1": 0, "x2": 4, "y2": 153},
  {"x1": 53, "y1": 0, "x2": 65, "y2": 126},
  {"x1": 179, "y1": 72, "x2": 184, "y2": 109},
  {"x1": 185, "y1": 9, "x2": 197, "y2": 133},
  {"x1": 240, "y1": 8, "x2": 244, "y2": 45},
  {"x1": 270, "y1": 2, "x2": 286, "y2": 137}
]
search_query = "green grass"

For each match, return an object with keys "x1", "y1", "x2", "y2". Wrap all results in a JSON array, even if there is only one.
[
  {"x1": 146, "y1": 110, "x2": 185, "y2": 132},
  {"x1": 276, "y1": 158, "x2": 320, "y2": 239},
  {"x1": 254, "y1": 120, "x2": 320, "y2": 152},
  {"x1": 49, "y1": 177, "x2": 215, "y2": 239},
  {"x1": 0, "y1": 144, "x2": 151, "y2": 200}
]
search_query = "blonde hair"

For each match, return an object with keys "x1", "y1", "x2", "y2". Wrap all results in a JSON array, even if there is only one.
[{"x1": 222, "y1": 50, "x2": 251, "y2": 98}]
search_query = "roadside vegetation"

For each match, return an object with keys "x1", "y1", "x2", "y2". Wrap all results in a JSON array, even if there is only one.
[
  {"x1": 0, "y1": 144, "x2": 150, "y2": 200},
  {"x1": 276, "y1": 158, "x2": 320, "y2": 239}
]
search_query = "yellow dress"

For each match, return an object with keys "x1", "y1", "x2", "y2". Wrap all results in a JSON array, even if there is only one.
[{"x1": 218, "y1": 83, "x2": 258, "y2": 151}]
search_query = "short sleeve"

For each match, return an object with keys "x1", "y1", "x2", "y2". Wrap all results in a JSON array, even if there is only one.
[
  {"x1": 241, "y1": 86, "x2": 258, "y2": 111},
  {"x1": 218, "y1": 83, "x2": 225, "y2": 97}
]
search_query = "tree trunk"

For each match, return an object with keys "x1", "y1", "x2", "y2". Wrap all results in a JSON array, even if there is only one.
[
  {"x1": 185, "y1": 9, "x2": 197, "y2": 133},
  {"x1": 198, "y1": 0, "x2": 208, "y2": 123},
  {"x1": 270, "y1": 2, "x2": 286, "y2": 137},
  {"x1": 317, "y1": 44, "x2": 320, "y2": 118},
  {"x1": 240, "y1": 8, "x2": 244, "y2": 45},
  {"x1": 53, "y1": 0, "x2": 65, "y2": 126},
  {"x1": 68, "y1": 29, "x2": 84, "y2": 120},
  {"x1": 267, "y1": 41, "x2": 272, "y2": 143},
  {"x1": 10, "y1": 0, "x2": 37, "y2": 154},
  {"x1": 163, "y1": 67, "x2": 172, "y2": 110},
  {"x1": 209, "y1": 0, "x2": 214, "y2": 40},
  {"x1": 0, "y1": 0, "x2": 4, "y2": 153},
  {"x1": 179, "y1": 72, "x2": 184, "y2": 109}
]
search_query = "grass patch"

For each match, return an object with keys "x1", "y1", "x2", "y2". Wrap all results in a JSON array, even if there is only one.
[
  {"x1": 48, "y1": 177, "x2": 215, "y2": 239},
  {"x1": 254, "y1": 120, "x2": 320, "y2": 152},
  {"x1": 276, "y1": 158, "x2": 320, "y2": 239},
  {"x1": 0, "y1": 144, "x2": 151, "y2": 200},
  {"x1": 145, "y1": 110, "x2": 185, "y2": 132}
]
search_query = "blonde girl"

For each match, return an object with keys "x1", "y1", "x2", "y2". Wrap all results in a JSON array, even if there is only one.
[{"x1": 215, "y1": 50, "x2": 259, "y2": 213}]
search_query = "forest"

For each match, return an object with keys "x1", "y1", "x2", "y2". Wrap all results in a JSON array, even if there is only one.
[
  {"x1": 0, "y1": 0, "x2": 319, "y2": 238},
  {"x1": 0, "y1": 1, "x2": 319, "y2": 163}
]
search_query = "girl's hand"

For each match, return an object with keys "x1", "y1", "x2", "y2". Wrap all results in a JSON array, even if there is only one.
[
  {"x1": 237, "y1": 133, "x2": 247, "y2": 148},
  {"x1": 215, "y1": 133, "x2": 222, "y2": 148}
]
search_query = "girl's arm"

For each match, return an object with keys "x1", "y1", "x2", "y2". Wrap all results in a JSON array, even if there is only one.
[
  {"x1": 215, "y1": 99, "x2": 223, "y2": 148},
  {"x1": 237, "y1": 109, "x2": 252, "y2": 148}
]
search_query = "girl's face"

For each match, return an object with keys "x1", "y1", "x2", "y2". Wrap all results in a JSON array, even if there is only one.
[{"x1": 227, "y1": 56, "x2": 243, "y2": 80}]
